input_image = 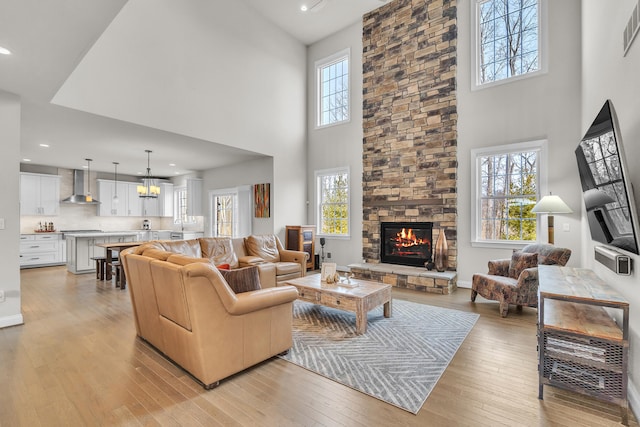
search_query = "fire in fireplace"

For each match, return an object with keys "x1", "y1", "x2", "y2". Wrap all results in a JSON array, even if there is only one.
[{"x1": 380, "y1": 222, "x2": 433, "y2": 267}]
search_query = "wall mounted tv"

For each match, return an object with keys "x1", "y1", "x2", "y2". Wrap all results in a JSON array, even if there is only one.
[{"x1": 575, "y1": 100, "x2": 640, "y2": 255}]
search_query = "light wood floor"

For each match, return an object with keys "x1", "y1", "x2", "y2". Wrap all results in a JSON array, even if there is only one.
[{"x1": 1, "y1": 266, "x2": 635, "y2": 427}]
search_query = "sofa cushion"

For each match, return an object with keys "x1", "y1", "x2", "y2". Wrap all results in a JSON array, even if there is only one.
[
  {"x1": 508, "y1": 251, "x2": 538, "y2": 279},
  {"x1": 167, "y1": 254, "x2": 210, "y2": 266},
  {"x1": 200, "y1": 237, "x2": 239, "y2": 269},
  {"x1": 148, "y1": 239, "x2": 202, "y2": 258},
  {"x1": 245, "y1": 235, "x2": 280, "y2": 263},
  {"x1": 220, "y1": 266, "x2": 262, "y2": 294},
  {"x1": 275, "y1": 262, "x2": 302, "y2": 276},
  {"x1": 140, "y1": 247, "x2": 173, "y2": 261}
]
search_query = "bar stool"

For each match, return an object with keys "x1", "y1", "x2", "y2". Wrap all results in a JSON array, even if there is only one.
[
  {"x1": 92, "y1": 256, "x2": 107, "y2": 280},
  {"x1": 112, "y1": 260, "x2": 126, "y2": 289}
]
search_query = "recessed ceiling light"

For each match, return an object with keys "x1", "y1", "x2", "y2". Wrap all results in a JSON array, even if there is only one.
[
  {"x1": 22, "y1": 158, "x2": 31, "y2": 162},
  {"x1": 39, "y1": 143, "x2": 50, "y2": 148},
  {"x1": 0, "y1": 46, "x2": 11, "y2": 55},
  {"x1": 175, "y1": 171, "x2": 180, "y2": 175},
  {"x1": 169, "y1": 163, "x2": 176, "y2": 167},
  {"x1": 300, "y1": 5, "x2": 308, "y2": 11}
]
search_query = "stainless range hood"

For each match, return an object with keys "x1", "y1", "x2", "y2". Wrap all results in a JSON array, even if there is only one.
[{"x1": 61, "y1": 170, "x2": 101, "y2": 205}]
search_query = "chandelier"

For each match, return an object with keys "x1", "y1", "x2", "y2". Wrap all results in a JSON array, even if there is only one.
[{"x1": 137, "y1": 150, "x2": 160, "y2": 198}]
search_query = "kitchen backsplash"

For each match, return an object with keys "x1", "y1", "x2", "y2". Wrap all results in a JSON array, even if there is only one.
[{"x1": 21, "y1": 203, "x2": 203, "y2": 234}]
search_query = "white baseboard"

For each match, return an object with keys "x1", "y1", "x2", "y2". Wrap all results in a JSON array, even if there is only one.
[
  {"x1": 0, "y1": 313, "x2": 24, "y2": 329},
  {"x1": 457, "y1": 279, "x2": 471, "y2": 289}
]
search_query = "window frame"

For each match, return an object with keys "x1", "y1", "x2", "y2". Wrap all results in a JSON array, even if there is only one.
[
  {"x1": 315, "y1": 48, "x2": 351, "y2": 129},
  {"x1": 471, "y1": 0, "x2": 548, "y2": 91},
  {"x1": 174, "y1": 186, "x2": 196, "y2": 225},
  {"x1": 470, "y1": 139, "x2": 548, "y2": 248},
  {"x1": 315, "y1": 166, "x2": 350, "y2": 239}
]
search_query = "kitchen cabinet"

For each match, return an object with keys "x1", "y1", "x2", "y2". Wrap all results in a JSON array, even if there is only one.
[
  {"x1": 538, "y1": 266, "x2": 629, "y2": 425},
  {"x1": 170, "y1": 231, "x2": 204, "y2": 240},
  {"x1": 66, "y1": 232, "x2": 139, "y2": 274},
  {"x1": 97, "y1": 180, "x2": 129, "y2": 216},
  {"x1": 140, "y1": 230, "x2": 172, "y2": 241},
  {"x1": 142, "y1": 197, "x2": 159, "y2": 217},
  {"x1": 20, "y1": 173, "x2": 61, "y2": 216},
  {"x1": 126, "y1": 183, "x2": 143, "y2": 216},
  {"x1": 20, "y1": 233, "x2": 65, "y2": 268},
  {"x1": 187, "y1": 178, "x2": 203, "y2": 216},
  {"x1": 159, "y1": 183, "x2": 174, "y2": 217}
]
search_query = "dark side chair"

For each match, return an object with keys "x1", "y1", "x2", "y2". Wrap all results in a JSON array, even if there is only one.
[{"x1": 471, "y1": 244, "x2": 571, "y2": 317}]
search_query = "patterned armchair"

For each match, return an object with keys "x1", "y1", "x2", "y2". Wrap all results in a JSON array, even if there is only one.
[{"x1": 471, "y1": 244, "x2": 571, "y2": 317}]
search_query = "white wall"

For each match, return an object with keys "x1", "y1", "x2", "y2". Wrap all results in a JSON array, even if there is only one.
[
  {"x1": 307, "y1": 22, "x2": 364, "y2": 267},
  {"x1": 456, "y1": 0, "x2": 583, "y2": 286},
  {"x1": 201, "y1": 157, "x2": 274, "y2": 237},
  {"x1": 0, "y1": 90, "x2": 23, "y2": 327},
  {"x1": 52, "y1": 0, "x2": 308, "y2": 237},
  {"x1": 582, "y1": 0, "x2": 640, "y2": 411}
]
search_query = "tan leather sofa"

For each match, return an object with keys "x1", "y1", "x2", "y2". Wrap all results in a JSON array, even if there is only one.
[
  {"x1": 121, "y1": 245, "x2": 299, "y2": 389},
  {"x1": 139, "y1": 235, "x2": 308, "y2": 288}
]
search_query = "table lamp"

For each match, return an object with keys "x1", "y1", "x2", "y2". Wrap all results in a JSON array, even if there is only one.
[{"x1": 531, "y1": 193, "x2": 573, "y2": 244}]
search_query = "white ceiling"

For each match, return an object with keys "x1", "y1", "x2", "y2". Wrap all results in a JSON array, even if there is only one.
[{"x1": 0, "y1": 0, "x2": 388, "y2": 177}]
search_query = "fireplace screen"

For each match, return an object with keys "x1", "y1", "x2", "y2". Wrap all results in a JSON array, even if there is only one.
[{"x1": 380, "y1": 222, "x2": 433, "y2": 266}]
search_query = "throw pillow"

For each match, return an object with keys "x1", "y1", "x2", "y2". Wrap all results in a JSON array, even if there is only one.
[
  {"x1": 220, "y1": 266, "x2": 262, "y2": 294},
  {"x1": 508, "y1": 251, "x2": 538, "y2": 279},
  {"x1": 216, "y1": 263, "x2": 230, "y2": 270}
]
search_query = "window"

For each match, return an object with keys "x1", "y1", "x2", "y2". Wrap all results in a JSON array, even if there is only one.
[
  {"x1": 474, "y1": 0, "x2": 544, "y2": 87},
  {"x1": 174, "y1": 187, "x2": 196, "y2": 225},
  {"x1": 316, "y1": 168, "x2": 350, "y2": 237},
  {"x1": 316, "y1": 49, "x2": 350, "y2": 127},
  {"x1": 214, "y1": 193, "x2": 235, "y2": 237},
  {"x1": 471, "y1": 140, "x2": 547, "y2": 246},
  {"x1": 208, "y1": 186, "x2": 252, "y2": 238}
]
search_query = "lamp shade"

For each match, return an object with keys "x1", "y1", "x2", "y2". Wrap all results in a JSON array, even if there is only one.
[
  {"x1": 531, "y1": 195, "x2": 573, "y2": 214},
  {"x1": 583, "y1": 188, "x2": 616, "y2": 210}
]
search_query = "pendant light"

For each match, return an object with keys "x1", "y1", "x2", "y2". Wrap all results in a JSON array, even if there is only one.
[
  {"x1": 112, "y1": 162, "x2": 119, "y2": 204},
  {"x1": 85, "y1": 158, "x2": 93, "y2": 203},
  {"x1": 137, "y1": 149, "x2": 160, "y2": 198}
]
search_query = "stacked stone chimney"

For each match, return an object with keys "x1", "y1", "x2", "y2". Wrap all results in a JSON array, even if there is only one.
[{"x1": 362, "y1": 0, "x2": 458, "y2": 270}]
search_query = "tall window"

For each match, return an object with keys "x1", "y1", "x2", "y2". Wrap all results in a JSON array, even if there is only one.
[
  {"x1": 214, "y1": 194, "x2": 235, "y2": 237},
  {"x1": 475, "y1": 0, "x2": 543, "y2": 87},
  {"x1": 471, "y1": 140, "x2": 547, "y2": 245},
  {"x1": 316, "y1": 49, "x2": 350, "y2": 127},
  {"x1": 316, "y1": 168, "x2": 350, "y2": 237},
  {"x1": 174, "y1": 187, "x2": 196, "y2": 225}
]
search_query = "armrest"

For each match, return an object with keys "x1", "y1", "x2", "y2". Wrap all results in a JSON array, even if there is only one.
[
  {"x1": 238, "y1": 255, "x2": 265, "y2": 266},
  {"x1": 488, "y1": 259, "x2": 510, "y2": 276},
  {"x1": 230, "y1": 286, "x2": 299, "y2": 315},
  {"x1": 517, "y1": 267, "x2": 539, "y2": 287},
  {"x1": 279, "y1": 249, "x2": 309, "y2": 263}
]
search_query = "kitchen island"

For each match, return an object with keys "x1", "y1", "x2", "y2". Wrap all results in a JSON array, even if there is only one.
[{"x1": 66, "y1": 232, "x2": 140, "y2": 274}]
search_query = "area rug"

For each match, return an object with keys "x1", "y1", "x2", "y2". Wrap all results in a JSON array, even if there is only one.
[{"x1": 278, "y1": 299, "x2": 479, "y2": 414}]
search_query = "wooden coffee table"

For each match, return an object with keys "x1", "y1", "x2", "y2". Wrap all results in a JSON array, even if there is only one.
[{"x1": 285, "y1": 275, "x2": 392, "y2": 334}]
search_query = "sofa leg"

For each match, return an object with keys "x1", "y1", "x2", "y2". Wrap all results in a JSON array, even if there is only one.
[
  {"x1": 470, "y1": 290, "x2": 478, "y2": 302},
  {"x1": 500, "y1": 301, "x2": 509, "y2": 318},
  {"x1": 204, "y1": 381, "x2": 220, "y2": 390}
]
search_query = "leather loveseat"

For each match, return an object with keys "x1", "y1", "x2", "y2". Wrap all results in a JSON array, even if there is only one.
[
  {"x1": 121, "y1": 245, "x2": 299, "y2": 389},
  {"x1": 138, "y1": 234, "x2": 308, "y2": 288}
]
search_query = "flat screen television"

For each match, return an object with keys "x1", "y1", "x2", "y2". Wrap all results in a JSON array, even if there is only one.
[{"x1": 575, "y1": 100, "x2": 640, "y2": 255}]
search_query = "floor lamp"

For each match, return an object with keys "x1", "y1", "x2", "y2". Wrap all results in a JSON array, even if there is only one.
[{"x1": 531, "y1": 194, "x2": 573, "y2": 245}]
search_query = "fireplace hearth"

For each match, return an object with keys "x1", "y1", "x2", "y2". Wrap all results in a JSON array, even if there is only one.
[{"x1": 380, "y1": 222, "x2": 433, "y2": 267}]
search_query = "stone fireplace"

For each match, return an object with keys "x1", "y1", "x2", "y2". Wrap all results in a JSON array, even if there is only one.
[
  {"x1": 380, "y1": 221, "x2": 433, "y2": 267},
  {"x1": 352, "y1": 0, "x2": 458, "y2": 294}
]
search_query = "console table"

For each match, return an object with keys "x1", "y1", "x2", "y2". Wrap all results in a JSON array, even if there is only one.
[{"x1": 538, "y1": 265, "x2": 629, "y2": 425}]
